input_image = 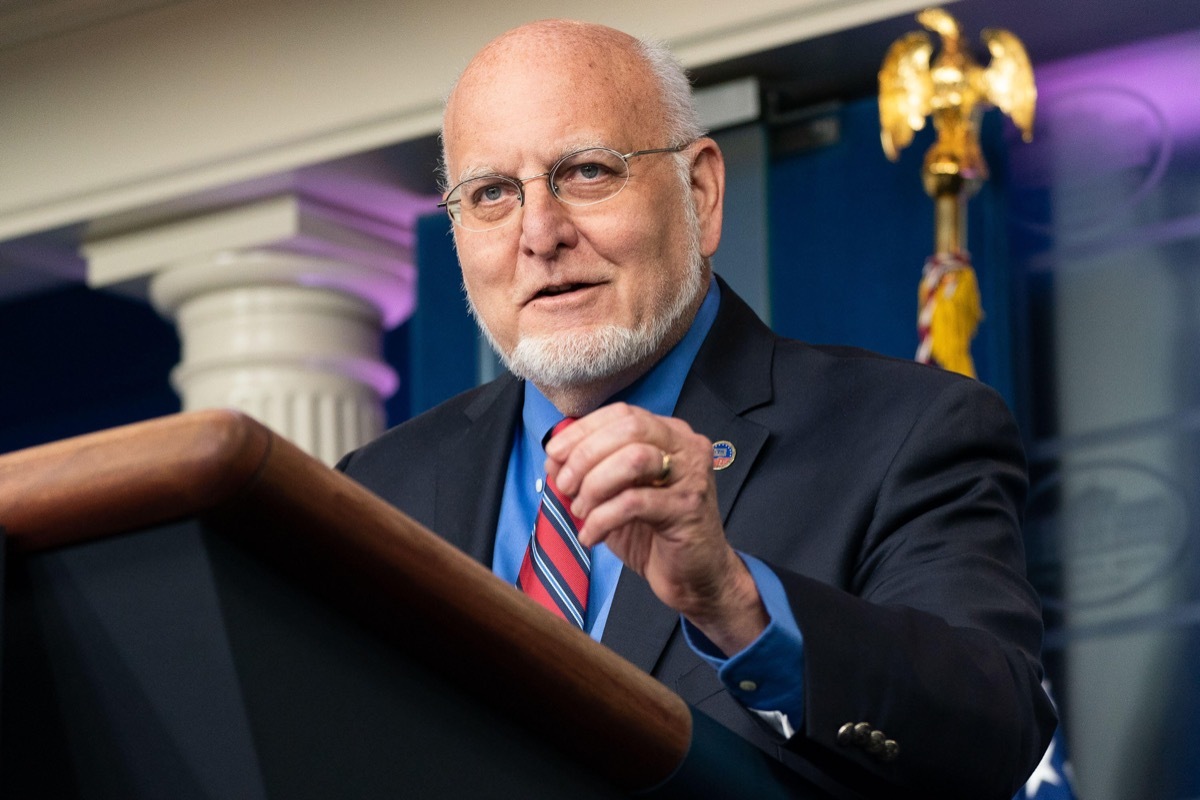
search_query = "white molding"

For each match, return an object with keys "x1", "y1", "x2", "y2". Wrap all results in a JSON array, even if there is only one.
[
  {"x1": 83, "y1": 194, "x2": 417, "y2": 326},
  {"x1": 668, "y1": 0, "x2": 938, "y2": 66},
  {"x1": 0, "y1": 0, "x2": 945, "y2": 244},
  {"x1": 84, "y1": 192, "x2": 410, "y2": 276},
  {"x1": 696, "y1": 78, "x2": 762, "y2": 131},
  {"x1": 0, "y1": 0, "x2": 185, "y2": 50}
]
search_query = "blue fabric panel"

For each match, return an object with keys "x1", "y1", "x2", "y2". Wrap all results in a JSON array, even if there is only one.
[
  {"x1": 0, "y1": 286, "x2": 180, "y2": 454},
  {"x1": 768, "y1": 97, "x2": 1015, "y2": 405},
  {"x1": 405, "y1": 213, "x2": 479, "y2": 420}
]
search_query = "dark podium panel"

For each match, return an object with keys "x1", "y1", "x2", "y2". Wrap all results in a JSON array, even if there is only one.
[{"x1": 0, "y1": 411, "x2": 826, "y2": 799}]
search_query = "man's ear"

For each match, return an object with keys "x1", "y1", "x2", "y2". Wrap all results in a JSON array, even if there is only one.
[{"x1": 689, "y1": 138, "x2": 725, "y2": 258}]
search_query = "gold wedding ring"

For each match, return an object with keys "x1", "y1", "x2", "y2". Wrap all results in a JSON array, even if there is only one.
[{"x1": 652, "y1": 451, "x2": 672, "y2": 486}]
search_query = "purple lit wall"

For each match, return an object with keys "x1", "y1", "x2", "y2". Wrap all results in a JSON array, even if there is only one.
[
  {"x1": 1007, "y1": 27, "x2": 1200, "y2": 800},
  {"x1": 1007, "y1": 30, "x2": 1200, "y2": 246}
]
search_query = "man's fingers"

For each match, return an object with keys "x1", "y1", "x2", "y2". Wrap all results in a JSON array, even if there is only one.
[
  {"x1": 545, "y1": 403, "x2": 639, "y2": 457},
  {"x1": 576, "y1": 486, "x2": 675, "y2": 547},
  {"x1": 549, "y1": 403, "x2": 670, "y2": 494},
  {"x1": 567, "y1": 443, "x2": 673, "y2": 518}
]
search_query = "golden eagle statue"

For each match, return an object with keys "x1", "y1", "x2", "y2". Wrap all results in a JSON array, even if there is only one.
[{"x1": 878, "y1": 7, "x2": 1036, "y2": 377}]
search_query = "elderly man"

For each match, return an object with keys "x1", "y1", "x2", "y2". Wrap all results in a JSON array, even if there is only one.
[{"x1": 338, "y1": 19, "x2": 1055, "y2": 799}]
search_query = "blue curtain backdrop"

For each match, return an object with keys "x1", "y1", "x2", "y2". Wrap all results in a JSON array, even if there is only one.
[
  {"x1": 0, "y1": 286, "x2": 180, "y2": 454},
  {"x1": 767, "y1": 97, "x2": 1017, "y2": 410},
  {"x1": 404, "y1": 213, "x2": 479, "y2": 419}
]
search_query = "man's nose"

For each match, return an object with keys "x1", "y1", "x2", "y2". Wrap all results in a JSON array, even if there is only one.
[{"x1": 519, "y1": 179, "x2": 576, "y2": 257}]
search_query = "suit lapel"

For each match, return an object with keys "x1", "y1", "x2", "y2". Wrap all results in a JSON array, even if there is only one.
[
  {"x1": 434, "y1": 375, "x2": 523, "y2": 566},
  {"x1": 677, "y1": 380, "x2": 770, "y2": 528},
  {"x1": 601, "y1": 280, "x2": 775, "y2": 673}
]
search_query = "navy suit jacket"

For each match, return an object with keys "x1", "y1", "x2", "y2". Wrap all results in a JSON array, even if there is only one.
[{"x1": 337, "y1": 278, "x2": 1055, "y2": 799}]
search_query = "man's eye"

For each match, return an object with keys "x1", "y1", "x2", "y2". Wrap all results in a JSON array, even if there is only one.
[
  {"x1": 566, "y1": 162, "x2": 610, "y2": 181},
  {"x1": 469, "y1": 180, "x2": 516, "y2": 205}
]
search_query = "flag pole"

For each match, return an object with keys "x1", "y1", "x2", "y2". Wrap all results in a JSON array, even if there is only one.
[{"x1": 878, "y1": 7, "x2": 1036, "y2": 378}]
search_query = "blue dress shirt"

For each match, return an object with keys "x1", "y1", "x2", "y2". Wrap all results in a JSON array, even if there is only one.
[{"x1": 491, "y1": 279, "x2": 805, "y2": 730}]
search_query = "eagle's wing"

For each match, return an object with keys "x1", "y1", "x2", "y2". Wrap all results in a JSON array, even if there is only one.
[
  {"x1": 879, "y1": 31, "x2": 934, "y2": 161},
  {"x1": 982, "y1": 28, "x2": 1036, "y2": 142}
]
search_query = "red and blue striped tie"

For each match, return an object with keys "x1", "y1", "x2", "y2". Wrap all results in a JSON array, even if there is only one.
[{"x1": 517, "y1": 419, "x2": 591, "y2": 628}]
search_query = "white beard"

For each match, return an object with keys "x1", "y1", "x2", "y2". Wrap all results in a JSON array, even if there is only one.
[{"x1": 467, "y1": 169, "x2": 706, "y2": 393}]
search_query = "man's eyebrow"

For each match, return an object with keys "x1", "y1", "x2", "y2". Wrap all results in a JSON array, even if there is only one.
[
  {"x1": 455, "y1": 164, "x2": 505, "y2": 183},
  {"x1": 561, "y1": 139, "x2": 608, "y2": 154}
]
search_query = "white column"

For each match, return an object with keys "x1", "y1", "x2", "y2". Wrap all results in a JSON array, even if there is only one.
[
  {"x1": 83, "y1": 194, "x2": 416, "y2": 465},
  {"x1": 153, "y1": 250, "x2": 399, "y2": 464}
]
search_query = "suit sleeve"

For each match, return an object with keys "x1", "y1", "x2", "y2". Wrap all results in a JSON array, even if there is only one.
[{"x1": 772, "y1": 377, "x2": 1056, "y2": 799}]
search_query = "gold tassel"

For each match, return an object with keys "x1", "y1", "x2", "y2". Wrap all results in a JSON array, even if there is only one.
[{"x1": 929, "y1": 265, "x2": 983, "y2": 378}]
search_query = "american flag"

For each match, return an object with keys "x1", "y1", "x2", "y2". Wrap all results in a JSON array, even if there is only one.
[{"x1": 1018, "y1": 682, "x2": 1076, "y2": 800}]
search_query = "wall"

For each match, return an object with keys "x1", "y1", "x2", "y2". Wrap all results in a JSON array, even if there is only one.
[
  {"x1": 0, "y1": 287, "x2": 180, "y2": 453},
  {"x1": 1010, "y1": 30, "x2": 1200, "y2": 800}
]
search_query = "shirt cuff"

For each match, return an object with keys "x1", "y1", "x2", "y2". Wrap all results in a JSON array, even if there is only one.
[{"x1": 681, "y1": 554, "x2": 805, "y2": 737}]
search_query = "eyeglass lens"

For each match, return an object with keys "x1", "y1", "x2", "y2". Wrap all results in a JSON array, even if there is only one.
[{"x1": 446, "y1": 147, "x2": 631, "y2": 231}]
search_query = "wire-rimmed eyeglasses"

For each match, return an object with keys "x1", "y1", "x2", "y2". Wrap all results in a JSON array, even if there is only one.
[{"x1": 438, "y1": 144, "x2": 690, "y2": 232}]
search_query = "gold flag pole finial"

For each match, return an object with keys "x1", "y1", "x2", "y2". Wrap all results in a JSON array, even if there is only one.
[{"x1": 878, "y1": 6, "x2": 1036, "y2": 377}]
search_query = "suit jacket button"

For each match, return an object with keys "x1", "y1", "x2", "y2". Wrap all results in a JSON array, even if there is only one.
[
  {"x1": 853, "y1": 722, "x2": 872, "y2": 746},
  {"x1": 883, "y1": 739, "x2": 900, "y2": 762},
  {"x1": 867, "y1": 729, "x2": 887, "y2": 754},
  {"x1": 836, "y1": 723, "x2": 855, "y2": 746}
]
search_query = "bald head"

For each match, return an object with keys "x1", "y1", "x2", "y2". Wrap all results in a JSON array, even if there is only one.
[
  {"x1": 459, "y1": 19, "x2": 642, "y2": 81},
  {"x1": 440, "y1": 20, "x2": 702, "y2": 188}
]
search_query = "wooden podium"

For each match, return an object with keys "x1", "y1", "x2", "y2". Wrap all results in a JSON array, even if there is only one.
[{"x1": 0, "y1": 411, "x2": 826, "y2": 799}]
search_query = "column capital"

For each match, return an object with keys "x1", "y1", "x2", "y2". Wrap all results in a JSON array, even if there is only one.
[
  {"x1": 78, "y1": 192, "x2": 420, "y2": 464},
  {"x1": 81, "y1": 192, "x2": 415, "y2": 328}
]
